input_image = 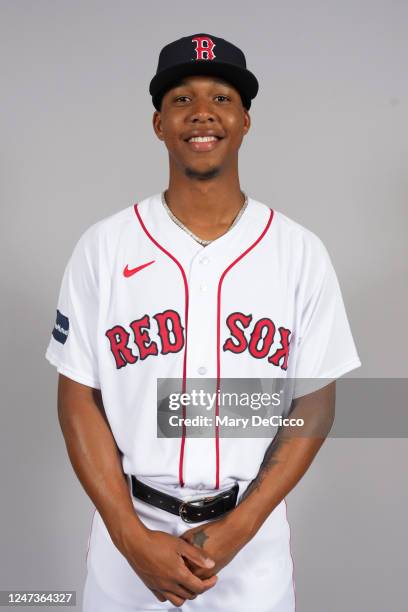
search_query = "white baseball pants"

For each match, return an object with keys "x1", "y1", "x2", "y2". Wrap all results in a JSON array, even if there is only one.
[{"x1": 82, "y1": 479, "x2": 296, "y2": 611}]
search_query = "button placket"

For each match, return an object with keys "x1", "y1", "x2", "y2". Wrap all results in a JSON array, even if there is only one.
[{"x1": 186, "y1": 255, "x2": 216, "y2": 379}]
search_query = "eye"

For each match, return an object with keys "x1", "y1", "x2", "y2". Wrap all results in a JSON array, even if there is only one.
[
  {"x1": 174, "y1": 95, "x2": 190, "y2": 103},
  {"x1": 215, "y1": 95, "x2": 230, "y2": 102}
]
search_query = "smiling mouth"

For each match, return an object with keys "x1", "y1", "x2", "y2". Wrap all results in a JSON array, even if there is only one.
[{"x1": 184, "y1": 136, "x2": 224, "y2": 152}]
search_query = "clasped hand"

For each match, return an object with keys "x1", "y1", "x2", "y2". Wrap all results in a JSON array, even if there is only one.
[
  {"x1": 119, "y1": 512, "x2": 250, "y2": 607},
  {"x1": 181, "y1": 513, "x2": 250, "y2": 579}
]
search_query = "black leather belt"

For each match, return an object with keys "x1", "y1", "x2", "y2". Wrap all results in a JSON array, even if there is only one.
[{"x1": 129, "y1": 475, "x2": 239, "y2": 523}]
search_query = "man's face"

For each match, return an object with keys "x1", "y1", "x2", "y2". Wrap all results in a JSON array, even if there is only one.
[{"x1": 152, "y1": 75, "x2": 251, "y2": 180}]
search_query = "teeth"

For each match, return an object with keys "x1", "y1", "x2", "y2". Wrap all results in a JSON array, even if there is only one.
[{"x1": 188, "y1": 136, "x2": 218, "y2": 142}]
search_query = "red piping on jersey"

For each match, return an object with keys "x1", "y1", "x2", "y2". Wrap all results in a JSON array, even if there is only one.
[
  {"x1": 85, "y1": 508, "x2": 96, "y2": 566},
  {"x1": 284, "y1": 499, "x2": 297, "y2": 609},
  {"x1": 215, "y1": 207, "x2": 274, "y2": 489},
  {"x1": 133, "y1": 203, "x2": 189, "y2": 487}
]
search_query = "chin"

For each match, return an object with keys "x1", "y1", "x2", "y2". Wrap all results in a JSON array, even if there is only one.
[{"x1": 184, "y1": 164, "x2": 222, "y2": 181}]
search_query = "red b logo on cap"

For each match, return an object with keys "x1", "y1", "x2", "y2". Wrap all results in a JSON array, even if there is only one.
[{"x1": 192, "y1": 36, "x2": 216, "y2": 60}]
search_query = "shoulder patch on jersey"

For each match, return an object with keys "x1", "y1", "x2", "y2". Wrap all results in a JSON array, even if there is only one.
[{"x1": 52, "y1": 309, "x2": 69, "y2": 344}]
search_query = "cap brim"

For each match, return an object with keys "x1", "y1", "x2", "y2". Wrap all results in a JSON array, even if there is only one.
[{"x1": 149, "y1": 60, "x2": 259, "y2": 110}]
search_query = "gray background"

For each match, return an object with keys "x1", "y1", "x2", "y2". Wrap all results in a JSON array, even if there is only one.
[{"x1": 1, "y1": 0, "x2": 407, "y2": 610}]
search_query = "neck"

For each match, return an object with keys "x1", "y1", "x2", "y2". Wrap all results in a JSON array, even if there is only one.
[{"x1": 164, "y1": 176, "x2": 246, "y2": 230}]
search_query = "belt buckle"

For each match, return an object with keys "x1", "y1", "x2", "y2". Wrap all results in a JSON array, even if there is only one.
[
  {"x1": 179, "y1": 501, "x2": 193, "y2": 523},
  {"x1": 179, "y1": 497, "x2": 209, "y2": 522},
  {"x1": 179, "y1": 489, "x2": 234, "y2": 523}
]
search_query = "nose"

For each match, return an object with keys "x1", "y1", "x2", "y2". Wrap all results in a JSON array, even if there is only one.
[{"x1": 188, "y1": 100, "x2": 216, "y2": 123}]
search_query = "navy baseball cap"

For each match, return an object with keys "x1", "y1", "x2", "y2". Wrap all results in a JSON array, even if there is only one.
[{"x1": 149, "y1": 33, "x2": 259, "y2": 111}]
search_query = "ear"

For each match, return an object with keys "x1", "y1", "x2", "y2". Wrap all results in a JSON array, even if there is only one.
[
  {"x1": 152, "y1": 111, "x2": 164, "y2": 141},
  {"x1": 242, "y1": 109, "x2": 251, "y2": 135}
]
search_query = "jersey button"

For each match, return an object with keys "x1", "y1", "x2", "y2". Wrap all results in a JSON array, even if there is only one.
[
  {"x1": 199, "y1": 282, "x2": 208, "y2": 292},
  {"x1": 198, "y1": 366, "x2": 207, "y2": 375},
  {"x1": 199, "y1": 256, "x2": 210, "y2": 265}
]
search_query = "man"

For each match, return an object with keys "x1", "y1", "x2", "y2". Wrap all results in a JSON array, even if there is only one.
[{"x1": 45, "y1": 33, "x2": 361, "y2": 611}]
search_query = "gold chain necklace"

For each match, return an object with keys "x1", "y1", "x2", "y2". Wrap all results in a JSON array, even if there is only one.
[{"x1": 161, "y1": 191, "x2": 249, "y2": 246}]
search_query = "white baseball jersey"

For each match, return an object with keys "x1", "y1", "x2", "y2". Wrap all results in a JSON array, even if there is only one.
[
  {"x1": 46, "y1": 191, "x2": 361, "y2": 611},
  {"x1": 46, "y1": 191, "x2": 361, "y2": 491}
]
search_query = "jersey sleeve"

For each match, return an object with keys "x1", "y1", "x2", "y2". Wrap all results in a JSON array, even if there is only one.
[
  {"x1": 45, "y1": 225, "x2": 101, "y2": 389},
  {"x1": 292, "y1": 233, "x2": 361, "y2": 398}
]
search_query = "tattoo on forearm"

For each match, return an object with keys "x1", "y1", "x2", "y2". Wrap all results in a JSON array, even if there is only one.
[
  {"x1": 239, "y1": 431, "x2": 291, "y2": 502},
  {"x1": 192, "y1": 530, "x2": 209, "y2": 548}
]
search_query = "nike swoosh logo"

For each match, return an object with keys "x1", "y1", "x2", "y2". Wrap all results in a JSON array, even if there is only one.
[{"x1": 123, "y1": 260, "x2": 155, "y2": 278}]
